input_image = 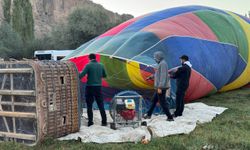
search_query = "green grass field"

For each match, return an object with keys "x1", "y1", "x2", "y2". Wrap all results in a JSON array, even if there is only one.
[{"x1": 1, "y1": 88, "x2": 250, "y2": 150}]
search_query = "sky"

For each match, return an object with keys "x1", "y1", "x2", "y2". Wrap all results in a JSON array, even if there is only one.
[{"x1": 92, "y1": 0, "x2": 250, "y2": 17}]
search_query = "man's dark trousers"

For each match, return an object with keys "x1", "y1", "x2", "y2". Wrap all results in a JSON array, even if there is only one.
[
  {"x1": 147, "y1": 89, "x2": 172, "y2": 118},
  {"x1": 174, "y1": 87, "x2": 187, "y2": 116},
  {"x1": 85, "y1": 86, "x2": 107, "y2": 124}
]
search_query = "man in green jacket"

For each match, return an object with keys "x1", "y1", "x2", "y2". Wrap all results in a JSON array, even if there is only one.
[{"x1": 79, "y1": 53, "x2": 107, "y2": 127}]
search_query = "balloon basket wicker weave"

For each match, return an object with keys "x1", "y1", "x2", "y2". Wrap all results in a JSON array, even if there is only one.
[{"x1": 0, "y1": 60, "x2": 81, "y2": 145}]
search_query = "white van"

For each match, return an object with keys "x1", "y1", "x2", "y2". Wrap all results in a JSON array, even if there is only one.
[{"x1": 34, "y1": 50, "x2": 73, "y2": 61}]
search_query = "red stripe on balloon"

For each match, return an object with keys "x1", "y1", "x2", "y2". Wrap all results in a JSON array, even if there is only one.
[
  {"x1": 185, "y1": 69, "x2": 215, "y2": 102},
  {"x1": 143, "y1": 13, "x2": 218, "y2": 41},
  {"x1": 139, "y1": 64, "x2": 155, "y2": 86},
  {"x1": 69, "y1": 54, "x2": 109, "y2": 87},
  {"x1": 244, "y1": 83, "x2": 250, "y2": 88},
  {"x1": 98, "y1": 18, "x2": 137, "y2": 38},
  {"x1": 98, "y1": 14, "x2": 148, "y2": 38}
]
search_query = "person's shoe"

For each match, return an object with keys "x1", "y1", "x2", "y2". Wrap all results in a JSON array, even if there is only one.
[
  {"x1": 143, "y1": 114, "x2": 151, "y2": 119},
  {"x1": 88, "y1": 122, "x2": 94, "y2": 127},
  {"x1": 101, "y1": 122, "x2": 108, "y2": 126},
  {"x1": 172, "y1": 114, "x2": 183, "y2": 118},
  {"x1": 172, "y1": 114, "x2": 177, "y2": 118},
  {"x1": 167, "y1": 118, "x2": 174, "y2": 121}
]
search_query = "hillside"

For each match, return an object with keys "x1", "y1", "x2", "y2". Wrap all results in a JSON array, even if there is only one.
[{"x1": 0, "y1": 0, "x2": 133, "y2": 38}]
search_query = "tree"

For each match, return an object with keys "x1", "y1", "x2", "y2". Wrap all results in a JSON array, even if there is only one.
[
  {"x1": 12, "y1": 0, "x2": 34, "y2": 42},
  {"x1": 65, "y1": 6, "x2": 112, "y2": 48},
  {"x1": 47, "y1": 6, "x2": 133, "y2": 50},
  {"x1": 0, "y1": 22, "x2": 23, "y2": 59}
]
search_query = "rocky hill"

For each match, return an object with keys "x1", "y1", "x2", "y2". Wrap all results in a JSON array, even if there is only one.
[{"x1": 0, "y1": 0, "x2": 133, "y2": 38}]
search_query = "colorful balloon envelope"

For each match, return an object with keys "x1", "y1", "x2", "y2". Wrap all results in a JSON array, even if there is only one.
[{"x1": 64, "y1": 5, "x2": 250, "y2": 103}]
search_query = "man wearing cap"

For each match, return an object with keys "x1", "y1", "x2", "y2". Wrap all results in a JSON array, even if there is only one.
[
  {"x1": 144, "y1": 51, "x2": 174, "y2": 121},
  {"x1": 170, "y1": 55, "x2": 192, "y2": 117},
  {"x1": 79, "y1": 53, "x2": 107, "y2": 127}
]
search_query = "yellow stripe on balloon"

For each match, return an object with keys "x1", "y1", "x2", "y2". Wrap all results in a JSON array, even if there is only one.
[
  {"x1": 126, "y1": 61, "x2": 153, "y2": 89},
  {"x1": 220, "y1": 12, "x2": 250, "y2": 92}
]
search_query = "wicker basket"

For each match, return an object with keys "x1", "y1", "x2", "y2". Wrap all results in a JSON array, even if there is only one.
[{"x1": 0, "y1": 60, "x2": 81, "y2": 145}]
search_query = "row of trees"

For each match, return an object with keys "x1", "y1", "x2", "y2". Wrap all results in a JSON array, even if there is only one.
[{"x1": 0, "y1": 5, "x2": 133, "y2": 59}]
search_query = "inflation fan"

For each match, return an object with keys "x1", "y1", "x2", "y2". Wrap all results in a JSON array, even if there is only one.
[{"x1": 109, "y1": 91, "x2": 143, "y2": 130}]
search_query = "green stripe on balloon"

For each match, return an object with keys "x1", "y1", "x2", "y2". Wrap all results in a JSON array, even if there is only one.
[
  {"x1": 195, "y1": 10, "x2": 249, "y2": 62},
  {"x1": 100, "y1": 55, "x2": 137, "y2": 89}
]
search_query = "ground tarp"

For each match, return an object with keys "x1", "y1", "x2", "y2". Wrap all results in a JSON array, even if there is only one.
[{"x1": 59, "y1": 102, "x2": 227, "y2": 143}]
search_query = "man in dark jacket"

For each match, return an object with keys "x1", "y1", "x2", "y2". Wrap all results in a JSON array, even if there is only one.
[
  {"x1": 144, "y1": 51, "x2": 174, "y2": 121},
  {"x1": 170, "y1": 55, "x2": 192, "y2": 117},
  {"x1": 79, "y1": 53, "x2": 107, "y2": 126}
]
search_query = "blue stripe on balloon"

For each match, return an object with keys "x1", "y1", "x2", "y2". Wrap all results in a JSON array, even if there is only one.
[
  {"x1": 135, "y1": 36, "x2": 239, "y2": 89},
  {"x1": 163, "y1": 36, "x2": 239, "y2": 89},
  {"x1": 226, "y1": 55, "x2": 247, "y2": 84}
]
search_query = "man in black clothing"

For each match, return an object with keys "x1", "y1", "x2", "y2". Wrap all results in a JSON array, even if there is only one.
[
  {"x1": 170, "y1": 55, "x2": 192, "y2": 117},
  {"x1": 79, "y1": 53, "x2": 107, "y2": 127}
]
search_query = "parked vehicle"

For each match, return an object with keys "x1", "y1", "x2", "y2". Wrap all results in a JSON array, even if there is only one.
[{"x1": 34, "y1": 50, "x2": 73, "y2": 61}]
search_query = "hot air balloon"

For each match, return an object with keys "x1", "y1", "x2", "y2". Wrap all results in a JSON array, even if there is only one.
[{"x1": 64, "y1": 6, "x2": 250, "y2": 106}]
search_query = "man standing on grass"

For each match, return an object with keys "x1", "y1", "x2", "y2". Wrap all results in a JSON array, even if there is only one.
[
  {"x1": 79, "y1": 53, "x2": 107, "y2": 127},
  {"x1": 170, "y1": 55, "x2": 192, "y2": 117},
  {"x1": 144, "y1": 51, "x2": 174, "y2": 121}
]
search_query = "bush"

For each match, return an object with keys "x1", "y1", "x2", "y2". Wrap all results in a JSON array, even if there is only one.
[{"x1": 0, "y1": 22, "x2": 24, "y2": 59}]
